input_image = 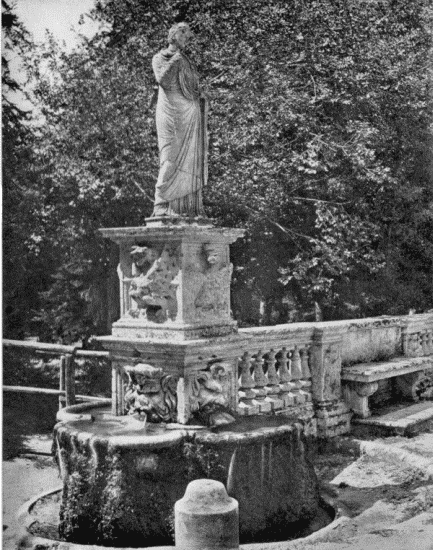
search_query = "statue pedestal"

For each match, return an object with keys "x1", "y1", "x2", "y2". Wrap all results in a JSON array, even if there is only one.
[
  {"x1": 100, "y1": 222, "x2": 244, "y2": 341},
  {"x1": 98, "y1": 220, "x2": 245, "y2": 422}
]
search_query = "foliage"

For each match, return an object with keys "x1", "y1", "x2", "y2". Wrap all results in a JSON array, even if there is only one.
[
  {"x1": 4, "y1": 0, "x2": 433, "y2": 339},
  {"x1": 2, "y1": 1, "x2": 53, "y2": 337}
]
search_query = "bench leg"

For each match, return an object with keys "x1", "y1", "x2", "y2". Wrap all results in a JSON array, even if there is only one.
[
  {"x1": 394, "y1": 371, "x2": 424, "y2": 401},
  {"x1": 343, "y1": 381, "x2": 378, "y2": 418}
]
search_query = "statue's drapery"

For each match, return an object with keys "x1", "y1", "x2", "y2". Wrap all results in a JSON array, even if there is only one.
[{"x1": 152, "y1": 50, "x2": 208, "y2": 216}]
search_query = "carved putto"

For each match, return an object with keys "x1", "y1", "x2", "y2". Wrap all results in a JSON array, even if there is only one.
[
  {"x1": 124, "y1": 363, "x2": 178, "y2": 423},
  {"x1": 127, "y1": 244, "x2": 180, "y2": 323}
]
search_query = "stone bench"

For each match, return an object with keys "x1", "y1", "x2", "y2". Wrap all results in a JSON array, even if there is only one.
[{"x1": 342, "y1": 356, "x2": 433, "y2": 418}]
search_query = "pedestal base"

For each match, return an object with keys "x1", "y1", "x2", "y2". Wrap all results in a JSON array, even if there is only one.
[{"x1": 100, "y1": 223, "x2": 245, "y2": 335}]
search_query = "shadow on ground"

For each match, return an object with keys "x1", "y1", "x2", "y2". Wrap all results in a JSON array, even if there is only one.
[{"x1": 3, "y1": 392, "x2": 58, "y2": 460}]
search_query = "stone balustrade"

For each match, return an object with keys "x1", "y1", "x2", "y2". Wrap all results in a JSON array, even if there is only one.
[
  {"x1": 98, "y1": 222, "x2": 433, "y2": 437},
  {"x1": 237, "y1": 346, "x2": 312, "y2": 416},
  {"x1": 98, "y1": 312, "x2": 433, "y2": 437},
  {"x1": 402, "y1": 316, "x2": 433, "y2": 357}
]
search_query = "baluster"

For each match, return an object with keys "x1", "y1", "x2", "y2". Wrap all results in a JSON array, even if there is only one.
[
  {"x1": 421, "y1": 332, "x2": 428, "y2": 356},
  {"x1": 238, "y1": 352, "x2": 259, "y2": 416},
  {"x1": 415, "y1": 333, "x2": 422, "y2": 356},
  {"x1": 417, "y1": 332, "x2": 423, "y2": 355},
  {"x1": 253, "y1": 351, "x2": 271, "y2": 412},
  {"x1": 408, "y1": 333, "x2": 418, "y2": 357},
  {"x1": 299, "y1": 346, "x2": 313, "y2": 402},
  {"x1": 290, "y1": 346, "x2": 304, "y2": 403},
  {"x1": 402, "y1": 328, "x2": 409, "y2": 356},
  {"x1": 239, "y1": 352, "x2": 255, "y2": 391},
  {"x1": 301, "y1": 347, "x2": 311, "y2": 379},
  {"x1": 266, "y1": 349, "x2": 279, "y2": 387},
  {"x1": 253, "y1": 350, "x2": 267, "y2": 396},
  {"x1": 277, "y1": 347, "x2": 295, "y2": 407},
  {"x1": 265, "y1": 349, "x2": 283, "y2": 410},
  {"x1": 427, "y1": 331, "x2": 433, "y2": 355},
  {"x1": 277, "y1": 347, "x2": 291, "y2": 388},
  {"x1": 291, "y1": 346, "x2": 303, "y2": 381}
]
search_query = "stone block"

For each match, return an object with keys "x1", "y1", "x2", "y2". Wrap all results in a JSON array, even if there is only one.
[
  {"x1": 282, "y1": 393, "x2": 296, "y2": 407},
  {"x1": 341, "y1": 317, "x2": 401, "y2": 365},
  {"x1": 265, "y1": 396, "x2": 284, "y2": 410},
  {"x1": 100, "y1": 224, "x2": 244, "y2": 341},
  {"x1": 257, "y1": 399, "x2": 272, "y2": 413},
  {"x1": 237, "y1": 402, "x2": 260, "y2": 416}
]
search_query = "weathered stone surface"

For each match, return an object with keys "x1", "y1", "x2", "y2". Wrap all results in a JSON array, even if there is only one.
[
  {"x1": 340, "y1": 316, "x2": 402, "y2": 365},
  {"x1": 123, "y1": 363, "x2": 178, "y2": 422},
  {"x1": 353, "y1": 401, "x2": 433, "y2": 437},
  {"x1": 100, "y1": 224, "x2": 244, "y2": 342},
  {"x1": 315, "y1": 401, "x2": 352, "y2": 438},
  {"x1": 310, "y1": 324, "x2": 347, "y2": 404},
  {"x1": 342, "y1": 356, "x2": 432, "y2": 417},
  {"x1": 342, "y1": 356, "x2": 432, "y2": 383},
  {"x1": 342, "y1": 381, "x2": 379, "y2": 418},
  {"x1": 175, "y1": 479, "x2": 239, "y2": 550},
  {"x1": 54, "y1": 404, "x2": 320, "y2": 547}
]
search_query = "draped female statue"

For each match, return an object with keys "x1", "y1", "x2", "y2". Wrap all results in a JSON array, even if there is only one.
[{"x1": 152, "y1": 22, "x2": 208, "y2": 217}]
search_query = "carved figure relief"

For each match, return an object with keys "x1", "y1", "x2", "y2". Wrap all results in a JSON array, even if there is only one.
[
  {"x1": 188, "y1": 364, "x2": 235, "y2": 426},
  {"x1": 123, "y1": 363, "x2": 178, "y2": 423},
  {"x1": 126, "y1": 244, "x2": 180, "y2": 323},
  {"x1": 184, "y1": 243, "x2": 232, "y2": 322}
]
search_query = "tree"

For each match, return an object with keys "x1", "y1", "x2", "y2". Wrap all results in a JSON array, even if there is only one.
[
  {"x1": 2, "y1": 1, "x2": 51, "y2": 338},
  {"x1": 15, "y1": 0, "x2": 433, "y2": 340}
]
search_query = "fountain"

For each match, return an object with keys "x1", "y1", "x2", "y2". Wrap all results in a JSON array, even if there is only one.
[
  {"x1": 47, "y1": 22, "x2": 347, "y2": 547},
  {"x1": 53, "y1": 219, "x2": 323, "y2": 546}
]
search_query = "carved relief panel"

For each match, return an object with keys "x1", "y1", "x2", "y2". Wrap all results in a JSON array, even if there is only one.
[
  {"x1": 117, "y1": 243, "x2": 180, "y2": 323},
  {"x1": 180, "y1": 242, "x2": 233, "y2": 324}
]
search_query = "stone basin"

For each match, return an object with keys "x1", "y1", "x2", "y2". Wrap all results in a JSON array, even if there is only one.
[{"x1": 54, "y1": 401, "x2": 321, "y2": 546}]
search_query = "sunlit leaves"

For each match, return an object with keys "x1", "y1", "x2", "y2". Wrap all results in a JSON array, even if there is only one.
[{"x1": 6, "y1": 0, "x2": 433, "y2": 337}]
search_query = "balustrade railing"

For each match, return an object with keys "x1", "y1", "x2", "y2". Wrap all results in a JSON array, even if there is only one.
[
  {"x1": 404, "y1": 329, "x2": 433, "y2": 357},
  {"x1": 238, "y1": 344, "x2": 312, "y2": 415},
  {"x1": 5, "y1": 312, "x2": 432, "y2": 426}
]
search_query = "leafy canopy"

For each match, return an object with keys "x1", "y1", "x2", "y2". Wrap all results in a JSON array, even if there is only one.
[{"x1": 4, "y1": 0, "x2": 433, "y2": 340}]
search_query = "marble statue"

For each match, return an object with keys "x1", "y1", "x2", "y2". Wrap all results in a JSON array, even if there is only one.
[{"x1": 152, "y1": 22, "x2": 208, "y2": 217}]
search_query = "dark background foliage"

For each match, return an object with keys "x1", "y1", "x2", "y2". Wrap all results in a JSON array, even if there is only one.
[{"x1": 3, "y1": 0, "x2": 433, "y2": 343}]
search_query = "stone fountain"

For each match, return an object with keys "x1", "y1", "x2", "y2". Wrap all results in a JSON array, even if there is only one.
[
  {"x1": 54, "y1": 217, "x2": 324, "y2": 546},
  {"x1": 51, "y1": 22, "x2": 338, "y2": 547}
]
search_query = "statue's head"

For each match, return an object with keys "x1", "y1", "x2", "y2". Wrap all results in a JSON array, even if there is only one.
[{"x1": 168, "y1": 22, "x2": 192, "y2": 47}]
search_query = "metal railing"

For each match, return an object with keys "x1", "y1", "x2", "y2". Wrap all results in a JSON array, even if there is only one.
[{"x1": 3, "y1": 339, "x2": 110, "y2": 409}]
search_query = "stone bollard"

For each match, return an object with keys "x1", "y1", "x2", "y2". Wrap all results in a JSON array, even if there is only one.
[{"x1": 175, "y1": 479, "x2": 239, "y2": 550}]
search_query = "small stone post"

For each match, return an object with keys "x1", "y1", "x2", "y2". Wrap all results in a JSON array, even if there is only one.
[{"x1": 175, "y1": 479, "x2": 239, "y2": 550}]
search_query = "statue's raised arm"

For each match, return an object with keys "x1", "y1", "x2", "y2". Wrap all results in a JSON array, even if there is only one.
[{"x1": 152, "y1": 22, "x2": 208, "y2": 218}]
